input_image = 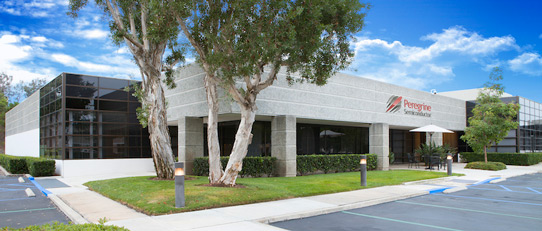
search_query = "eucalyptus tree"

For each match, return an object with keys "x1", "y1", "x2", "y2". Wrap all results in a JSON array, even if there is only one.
[
  {"x1": 69, "y1": 0, "x2": 187, "y2": 179},
  {"x1": 172, "y1": 0, "x2": 369, "y2": 185},
  {"x1": 461, "y1": 67, "x2": 519, "y2": 162}
]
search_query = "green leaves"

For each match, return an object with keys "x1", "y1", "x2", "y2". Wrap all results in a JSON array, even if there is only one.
[
  {"x1": 461, "y1": 67, "x2": 519, "y2": 159},
  {"x1": 181, "y1": 0, "x2": 368, "y2": 85}
]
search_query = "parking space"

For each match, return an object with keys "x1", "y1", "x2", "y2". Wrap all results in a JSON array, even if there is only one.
[
  {"x1": 273, "y1": 173, "x2": 542, "y2": 231},
  {"x1": 0, "y1": 176, "x2": 70, "y2": 229}
]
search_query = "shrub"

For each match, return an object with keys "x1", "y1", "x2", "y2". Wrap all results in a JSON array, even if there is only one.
[
  {"x1": 0, "y1": 154, "x2": 28, "y2": 174},
  {"x1": 465, "y1": 161, "x2": 507, "y2": 171},
  {"x1": 193, "y1": 156, "x2": 276, "y2": 177},
  {"x1": 460, "y1": 152, "x2": 542, "y2": 166},
  {"x1": 296, "y1": 154, "x2": 378, "y2": 176},
  {"x1": 0, "y1": 154, "x2": 56, "y2": 176},
  {"x1": 2, "y1": 221, "x2": 128, "y2": 230},
  {"x1": 26, "y1": 158, "x2": 56, "y2": 177}
]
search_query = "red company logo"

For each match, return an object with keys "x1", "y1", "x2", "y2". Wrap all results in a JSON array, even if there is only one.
[{"x1": 386, "y1": 95, "x2": 402, "y2": 113}]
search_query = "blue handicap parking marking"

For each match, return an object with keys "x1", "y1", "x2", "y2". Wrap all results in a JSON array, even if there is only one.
[{"x1": 469, "y1": 183, "x2": 542, "y2": 195}]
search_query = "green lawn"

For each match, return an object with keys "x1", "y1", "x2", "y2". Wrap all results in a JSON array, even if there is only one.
[{"x1": 85, "y1": 170, "x2": 454, "y2": 215}]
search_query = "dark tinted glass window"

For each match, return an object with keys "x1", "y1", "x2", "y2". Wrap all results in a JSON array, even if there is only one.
[
  {"x1": 66, "y1": 111, "x2": 96, "y2": 122},
  {"x1": 142, "y1": 147, "x2": 151, "y2": 158},
  {"x1": 101, "y1": 124, "x2": 126, "y2": 135},
  {"x1": 100, "y1": 78, "x2": 129, "y2": 90},
  {"x1": 102, "y1": 136, "x2": 127, "y2": 147},
  {"x1": 66, "y1": 122, "x2": 97, "y2": 135},
  {"x1": 99, "y1": 100, "x2": 127, "y2": 111},
  {"x1": 66, "y1": 148, "x2": 98, "y2": 159},
  {"x1": 296, "y1": 124, "x2": 368, "y2": 155},
  {"x1": 141, "y1": 135, "x2": 150, "y2": 146},
  {"x1": 128, "y1": 148, "x2": 142, "y2": 158},
  {"x1": 66, "y1": 98, "x2": 96, "y2": 110},
  {"x1": 99, "y1": 89, "x2": 127, "y2": 100},
  {"x1": 66, "y1": 86, "x2": 97, "y2": 98},
  {"x1": 129, "y1": 125, "x2": 142, "y2": 136},
  {"x1": 65, "y1": 136, "x2": 97, "y2": 147},
  {"x1": 129, "y1": 102, "x2": 139, "y2": 113},
  {"x1": 129, "y1": 136, "x2": 142, "y2": 146},
  {"x1": 101, "y1": 147, "x2": 128, "y2": 158},
  {"x1": 66, "y1": 74, "x2": 98, "y2": 87},
  {"x1": 101, "y1": 112, "x2": 127, "y2": 123},
  {"x1": 128, "y1": 113, "x2": 139, "y2": 123}
]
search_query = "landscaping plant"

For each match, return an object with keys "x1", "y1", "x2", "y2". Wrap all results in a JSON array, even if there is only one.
[{"x1": 461, "y1": 67, "x2": 519, "y2": 163}]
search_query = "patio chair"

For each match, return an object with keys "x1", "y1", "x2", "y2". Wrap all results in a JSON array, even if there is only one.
[
  {"x1": 407, "y1": 153, "x2": 420, "y2": 168},
  {"x1": 430, "y1": 154, "x2": 442, "y2": 170}
]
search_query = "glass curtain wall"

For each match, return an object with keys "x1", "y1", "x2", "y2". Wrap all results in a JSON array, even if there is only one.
[
  {"x1": 40, "y1": 73, "x2": 152, "y2": 159},
  {"x1": 518, "y1": 97, "x2": 542, "y2": 152},
  {"x1": 39, "y1": 75, "x2": 63, "y2": 159}
]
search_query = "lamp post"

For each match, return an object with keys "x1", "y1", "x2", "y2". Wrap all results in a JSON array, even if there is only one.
[
  {"x1": 175, "y1": 162, "x2": 185, "y2": 208},
  {"x1": 360, "y1": 155, "x2": 367, "y2": 186},
  {"x1": 447, "y1": 153, "x2": 452, "y2": 176}
]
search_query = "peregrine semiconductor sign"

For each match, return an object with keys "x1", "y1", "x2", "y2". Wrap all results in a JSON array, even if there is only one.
[{"x1": 386, "y1": 95, "x2": 432, "y2": 117}]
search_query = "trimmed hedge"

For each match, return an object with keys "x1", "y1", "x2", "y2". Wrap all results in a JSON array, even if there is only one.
[
  {"x1": 465, "y1": 161, "x2": 507, "y2": 171},
  {"x1": 193, "y1": 156, "x2": 276, "y2": 177},
  {"x1": 0, "y1": 154, "x2": 56, "y2": 176},
  {"x1": 460, "y1": 152, "x2": 542, "y2": 166},
  {"x1": 297, "y1": 154, "x2": 378, "y2": 175},
  {"x1": 0, "y1": 155, "x2": 27, "y2": 174},
  {"x1": 26, "y1": 158, "x2": 56, "y2": 177}
]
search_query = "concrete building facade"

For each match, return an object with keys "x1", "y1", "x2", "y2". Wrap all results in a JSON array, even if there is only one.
[
  {"x1": 166, "y1": 65, "x2": 467, "y2": 175},
  {"x1": 5, "y1": 66, "x2": 467, "y2": 177}
]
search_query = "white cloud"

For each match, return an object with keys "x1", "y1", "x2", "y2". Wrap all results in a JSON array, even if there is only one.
[
  {"x1": 50, "y1": 53, "x2": 139, "y2": 77},
  {"x1": 74, "y1": 29, "x2": 109, "y2": 40},
  {"x1": 348, "y1": 26, "x2": 520, "y2": 89},
  {"x1": 0, "y1": 34, "x2": 32, "y2": 63},
  {"x1": 508, "y1": 53, "x2": 542, "y2": 76},
  {"x1": 539, "y1": 34, "x2": 542, "y2": 39},
  {"x1": 31, "y1": 36, "x2": 47, "y2": 42},
  {"x1": 0, "y1": 33, "x2": 55, "y2": 83},
  {"x1": 0, "y1": 0, "x2": 68, "y2": 18}
]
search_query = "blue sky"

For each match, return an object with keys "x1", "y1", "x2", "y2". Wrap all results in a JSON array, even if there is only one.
[{"x1": 1, "y1": 0, "x2": 541, "y2": 101}]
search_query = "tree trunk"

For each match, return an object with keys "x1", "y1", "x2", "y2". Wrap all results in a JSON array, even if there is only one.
[
  {"x1": 220, "y1": 105, "x2": 256, "y2": 186},
  {"x1": 146, "y1": 76, "x2": 175, "y2": 179},
  {"x1": 484, "y1": 146, "x2": 488, "y2": 163},
  {"x1": 205, "y1": 75, "x2": 223, "y2": 183}
]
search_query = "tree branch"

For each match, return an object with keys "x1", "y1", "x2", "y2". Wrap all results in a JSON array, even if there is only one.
[
  {"x1": 106, "y1": 0, "x2": 144, "y2": 49},
  {"x1": 140, "y1": 1, "x2": 149, "y2": 51},
  {"x1": 227, "y1": 82, "x2": 247, "y2": 106}
]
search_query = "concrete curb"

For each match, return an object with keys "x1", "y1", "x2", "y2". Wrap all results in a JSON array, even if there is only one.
[
  {"x1": 402, "y1": 176, "x2": 457, "y2": 185},
  {"x1": 28, "y1": 176, "x2": 52, "y2": 196},
  {"x1": 489, "y1": 178, "x2": 507, "y2": 184},
  {"x1": 257, "y1": 190, "x2": 428, "y2": 224},
  {"x1": 49, "y1": 194, "x2": 89, "y2": 224},
  {"x1": 470, "y1": 177, "x2": 501, "y2": 186},
  {"x1": 0, "y1": 165, "x2": 10, "y2": 176},
  {"x1": 443, "y1": 186, "x2": 468, "y2": 193}
]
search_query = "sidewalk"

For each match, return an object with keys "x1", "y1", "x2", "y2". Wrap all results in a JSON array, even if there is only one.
[{"x1": 38, "y1": 163, "x2": 542, "y2": 231}]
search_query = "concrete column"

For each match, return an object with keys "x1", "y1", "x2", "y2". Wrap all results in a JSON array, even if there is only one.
[
  {"x1": 178, "y1": 117, "x2": 204, "y2": 175},
  {"x1": 271, "y1": 115, "x2": 296, "y2": 177},
  {"x1": 426, "y1": 132, "x2": 443, "y2": 147},
  {"x1": 369, "y1": 123, "x2": 389, "y2": 171}
]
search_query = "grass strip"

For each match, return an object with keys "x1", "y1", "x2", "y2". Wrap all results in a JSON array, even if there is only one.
[{"x1": 85, "y1": 170, "x2": 454, "y2": 215}]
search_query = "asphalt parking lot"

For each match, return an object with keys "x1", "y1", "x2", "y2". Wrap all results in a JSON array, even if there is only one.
[
  {"x1": 0, "y1": 176, "x2": 70, "y2": 228},
  {"x1": 273, "y1": 173, "x2": 542, "y2": 231}
]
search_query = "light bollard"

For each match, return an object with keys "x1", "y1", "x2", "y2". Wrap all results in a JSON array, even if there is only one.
[
  {"x1": 447, "y1": 153, "x2": 453, "y2": 176},
  {"x1": 360, "y1": 155, "x2": 367, "y2": 186},
  {"x1": 175, "y1": 162, "x2": 185, "y2": 208}
]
